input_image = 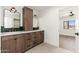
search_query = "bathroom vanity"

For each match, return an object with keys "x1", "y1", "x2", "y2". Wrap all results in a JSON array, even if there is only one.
[
  {"x1": 1, "y1": 30, "x2": 44, "y2": 53},
  {"x1": 0, "y1": 7, "x2": 44, "y2": 53}
]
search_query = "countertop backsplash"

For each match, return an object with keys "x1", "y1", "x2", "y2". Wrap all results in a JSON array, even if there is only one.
[{"x1": 1, "y1": 26, "x2": 24, "y2": 32}]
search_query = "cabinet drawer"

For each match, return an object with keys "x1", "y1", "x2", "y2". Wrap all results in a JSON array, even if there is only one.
[
  {"x1": 32, "y1": 40, "x2": 38, "y2": 46},
  {"x1": 26, "y1": 43, "x2": 32, "y2": 49},
  {"x1": 14, "y1": 34, "x2": 25, "y2": 38},
  {"x1": 2, "y1": 35, "x2": 15, "y2": 40},
  {"x1": 32, "y1": 32, "x2": 42, "y2": 41}
]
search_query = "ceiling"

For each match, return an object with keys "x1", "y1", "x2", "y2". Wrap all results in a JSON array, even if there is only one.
[
  {"x1": 28, "y1": 6, "x2": 53, "y2": 17},
  {"x1": 28, "y1": 6, "x2": 51, "y2": 11}
]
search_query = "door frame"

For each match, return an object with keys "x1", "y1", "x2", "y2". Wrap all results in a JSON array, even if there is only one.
[{"x1": 59, "y1": 6, "x2": 79, "y2": 53}]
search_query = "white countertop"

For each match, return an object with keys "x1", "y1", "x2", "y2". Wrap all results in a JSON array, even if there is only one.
[
  {"x1": 59, "y1": 34, "x2": 75, "y2": 37},
  {"x1": 0, "y1": 30, "x2": 44, "y2": 36}
]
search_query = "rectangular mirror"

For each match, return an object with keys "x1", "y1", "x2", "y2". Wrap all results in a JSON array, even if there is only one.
[{"x1": 4, "y1": 9, "x2": 20, "y2": 28}]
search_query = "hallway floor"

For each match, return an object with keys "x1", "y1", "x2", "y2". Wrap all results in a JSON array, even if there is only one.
[
  {"x1": 26, "y1": 43, "x2": 72, "y2": 53},
  {"x1": 59, "y1": 35, "x2": 75, "y2": 52}
]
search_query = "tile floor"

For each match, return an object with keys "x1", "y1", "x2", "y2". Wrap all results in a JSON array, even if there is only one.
[
  {"x1": 59, "y1": 35, "x2": 75, "y2": 52},
  {"x1": 26, "y1": 43, "x2": 73, "y2": 53}
]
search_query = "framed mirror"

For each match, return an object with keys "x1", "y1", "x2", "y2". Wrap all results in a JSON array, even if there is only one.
[
  {"x1": 3, "y1": 7, "x2": 20, "y2": 28},
  {"x1": 33, "y1": 15, "x2": 39, "y2": 30},
  {"x1": 63, "y1": 21, "x2": 69, "y2": 29}
]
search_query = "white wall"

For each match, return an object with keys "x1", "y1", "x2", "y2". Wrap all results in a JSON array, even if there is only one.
[
  {"x1": 39, "y1": 7, "x2": 61, "y2": 47},
  {"x1": 0, "y1": 7, "x2": 1, "y2": 31},
  {"x1": 75, "y1": 7, "x2": 79, "y2": 52},
  {"x1": 0, "y1": 7, "x2": 1, "y2": 52}
]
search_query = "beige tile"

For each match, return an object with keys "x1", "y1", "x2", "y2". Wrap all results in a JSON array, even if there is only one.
[
  {"x1": 26, "y1": 43, "x2": 72, "y2": 53},
  {"x1": 59, "y1": 35, "x2": 75, "y2": 52}
]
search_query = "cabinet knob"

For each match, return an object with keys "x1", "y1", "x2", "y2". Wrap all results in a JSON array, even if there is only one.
[
  {"x1": 14, "y1": 38, "x2": 17, "y2": 40},
  {"x1": 34, "y1": 36, "x2": 36, "y2": 38},
  {"x1": 75, "y1": 33, "x2": 79, "y2": 36},
  {"x1": 27, "y1": 38, "x2": 31, "y2": 40},
  {"x1": 33, "y1": 42, "x2": 37, "y2": 44},
  {"x1": 27, "y1": 45, "x2": 30, "y2": 47}
]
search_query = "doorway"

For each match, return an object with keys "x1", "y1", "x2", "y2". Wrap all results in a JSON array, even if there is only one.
[{"x1": 59, "y1": 7, "x2": 79, "y2": 52}]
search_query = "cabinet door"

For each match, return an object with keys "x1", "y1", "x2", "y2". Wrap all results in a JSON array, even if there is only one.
[
  {"x1": 23, "y1": 7, "x2": 33, "y2": 31},
  {"x1": 15, "y1": 35, "x2": 25, "y2": 53},
  {"x1": 24, "y1": 33, "x2": 32, "y2": 50},
  {"x1": 1, "y1": 36, "x2": 16, "y2": 53},
  {"x1": 39, "y1": 31, "x2": 44, "y2": 42}
]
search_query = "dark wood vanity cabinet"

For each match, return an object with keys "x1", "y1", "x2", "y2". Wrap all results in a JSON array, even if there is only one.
[
  {"x1": 1, "y1": 34, "x2": 25, "y2": 53},
  {"x1": 23, "y1": 7, "x2": 33, "y2": 31},
  {"x1": 1, "y1": 31, "x2": 44, "y2": 53}
]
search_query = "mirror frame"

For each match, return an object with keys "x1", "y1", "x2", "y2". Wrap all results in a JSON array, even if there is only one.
[{"x1": 3, "y1": 9, "x2": 21, "y2": 28}]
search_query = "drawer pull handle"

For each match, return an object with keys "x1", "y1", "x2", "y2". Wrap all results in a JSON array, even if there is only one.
[
  {"x1": 14, "y1": 38, "x2": 17, "y2": 40},
  {"x1": 33, "y1": 42, "x2": 37, "y2": 44},
  {"x1": 34, "y1": 36, "x2": 36, "y2": 38},
  {"x1": 27, "y1": 39, "x2": 31, "y2": 40},
  {"x1": 27, "y1": 45, "x2": 30, "y2": 47}
]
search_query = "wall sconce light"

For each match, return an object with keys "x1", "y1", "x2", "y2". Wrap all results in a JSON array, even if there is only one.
[
  {"x1": 69, "y1": 11, "x2": 74, "y2": 16},
  {"x1": 10, "y1": 7, "x2": 17, "y2": 13}
]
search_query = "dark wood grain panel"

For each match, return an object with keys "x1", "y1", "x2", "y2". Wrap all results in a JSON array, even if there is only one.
[
  {"x1": 23, "y1": 7, "x2": 33, "y2": 31},
  {"x1": 1, "y1": 36, "x2": 16, "y2": 53}
]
